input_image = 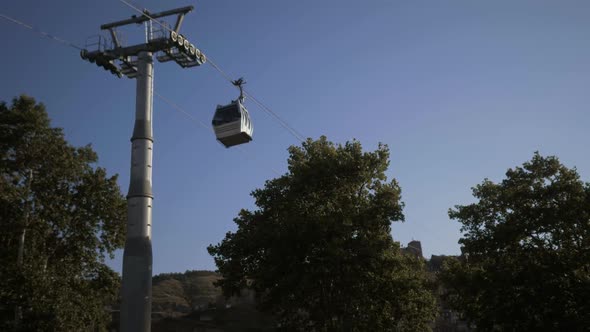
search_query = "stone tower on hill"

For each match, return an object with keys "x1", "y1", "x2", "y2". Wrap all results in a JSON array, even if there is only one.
[{"x1": 402, "y1": 240, "x2": 423, "y2": 258}]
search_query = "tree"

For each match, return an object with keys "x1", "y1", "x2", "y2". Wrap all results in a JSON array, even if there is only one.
[
  {"x1": 0, "y1": 96, "x2": 126, "y2": 331},
  {"x1": 208, "y1": 137, "x2": 437, "y2": 331},
  {"x1": 440, "y1": 153, "x2": 590, "y2": 330}
]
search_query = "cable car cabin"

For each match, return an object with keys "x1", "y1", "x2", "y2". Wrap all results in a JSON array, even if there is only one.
[{"x1": 212, "y1": 100, "x2": 253, "y2": 148}]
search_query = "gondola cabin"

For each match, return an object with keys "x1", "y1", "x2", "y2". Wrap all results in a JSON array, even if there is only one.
[{"x1": 212, "y1": 100, "x2": 253, "y2": 148}]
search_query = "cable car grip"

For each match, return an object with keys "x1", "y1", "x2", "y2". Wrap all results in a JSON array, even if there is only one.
[{"x1": 232, "y1": 77, "x2": 246, "y2": 102}]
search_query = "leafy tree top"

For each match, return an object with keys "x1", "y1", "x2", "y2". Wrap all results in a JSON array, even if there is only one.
[
  {"x1": 441, "y1": 153, "x2": 590, "y2": 331},
  {"x1": 0, "y1": 95, "x2": 126, "y2": 331},
  {"x1": 209, "y1": 137, "x2": 436, "y2": 331}
]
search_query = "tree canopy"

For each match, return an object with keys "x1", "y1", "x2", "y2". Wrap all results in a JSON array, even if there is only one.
[
  {"x1": 0, "y1": 96, "x2": 126, "y2": 331},
  {"x1": 208, "y1": 137, "x2": 436, "y2": 331},
  {"x1": 440, "y1": 153, "x2": 590, "y2": 330}
]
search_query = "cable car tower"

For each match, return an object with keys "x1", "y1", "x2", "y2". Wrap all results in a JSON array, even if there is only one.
[{"x1": 80, "y1": 6, "x2": 205, "y2": 332}]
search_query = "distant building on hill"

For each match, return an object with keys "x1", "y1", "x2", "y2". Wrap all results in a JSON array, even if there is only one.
[{"x1": 402, "y1": 240, "x2": 423, "y2": 258}]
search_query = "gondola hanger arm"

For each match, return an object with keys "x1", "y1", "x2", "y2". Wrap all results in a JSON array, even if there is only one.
[{"x1": 232, "y1": 77, "x2": 246, "y2": 102}]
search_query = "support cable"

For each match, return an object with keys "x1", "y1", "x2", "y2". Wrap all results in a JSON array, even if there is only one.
[
  {"x1": 117, "y1": 0, "x2": 306, "y2": 143},
  {"x1": 244, "y1": 91, "x2": 306, "y2": 142},
  {"x1": 153, "y1": 91, "x2": 210, "y2": 131},
  {"x1": 1, "y1": 11, "x2": 283, "y2": 176},
  {"x1": 154, "y1": 91, "x2": 282, "y2": 176},
  {"x1": 0, "y1": 13, "x2": 83, "y2": 50},
  {"x1": 207, "y1": 58, "x2": 306, "y2": 142}
]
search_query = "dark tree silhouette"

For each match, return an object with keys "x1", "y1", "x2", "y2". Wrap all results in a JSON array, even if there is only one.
[
  {"x1": 209, "y1": 137, "x2": 436, "y2": 331},
  {"x1": 0, "y1": 96, "x2": 126, "y2": 331},
  {"x1": 441, "y1": 153, "x2": 590, "y2": 331}
]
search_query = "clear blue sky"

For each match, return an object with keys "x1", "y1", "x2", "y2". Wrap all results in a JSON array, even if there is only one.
[{"x1": 2, "y1": 0, "x2": 589, "y2": 274}]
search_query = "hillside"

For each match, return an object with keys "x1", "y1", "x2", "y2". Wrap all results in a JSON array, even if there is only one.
[
  {"x1": 152, "y1": 270, "x2": 222, "y2": 317},
  {"x1": 116, "y1": 254, "x2": 462, "y2": 331},
  {"x1": 148, "y1": 270, "x2": 276, "y2": 332}
]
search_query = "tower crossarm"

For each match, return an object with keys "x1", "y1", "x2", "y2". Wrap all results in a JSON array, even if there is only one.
[
  {"x1": 80, "y1": 5, "x2": 205, "y2": 79},
  {"x1": 99, "y1": 6, "x2": 194, "y2": 30}
]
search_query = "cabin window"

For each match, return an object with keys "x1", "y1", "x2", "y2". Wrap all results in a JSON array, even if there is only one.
[{"x1": 212, "y1": 104, "x2": 241, "y2": 126}]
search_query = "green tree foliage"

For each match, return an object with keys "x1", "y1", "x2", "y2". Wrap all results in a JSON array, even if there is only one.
[
  {"x1": 208, "y1": 137, "x2": 436, "y2": 331},
  {"x1": 440, "y1": 153, "x2": 590, "y2": 330},
  {"x1": 0, "y1": 96, "x2": 126, "y2": 331}
]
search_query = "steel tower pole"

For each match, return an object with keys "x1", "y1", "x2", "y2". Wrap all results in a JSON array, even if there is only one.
[
  {"x1": 80, "y1": 7, "x2": 201, "y2": 331},
  {"x1": 120, "y1": 51, "x2": 154, "y2": 332}
]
